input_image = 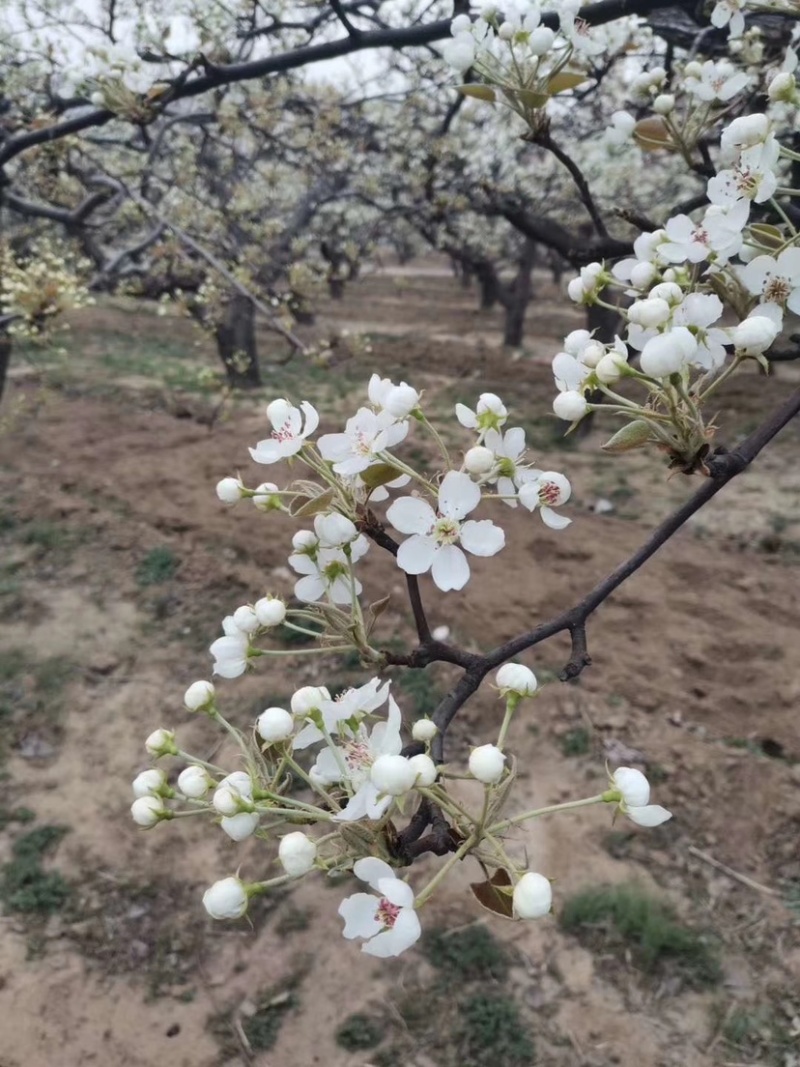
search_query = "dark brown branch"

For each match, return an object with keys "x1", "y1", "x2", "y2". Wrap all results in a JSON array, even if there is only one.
[
  {"x1": 534, "y1": 129, "x2": 610, "y2": 240},
  {"x1": 329, "y1": 0, "x2": 362, "y2": 38}
]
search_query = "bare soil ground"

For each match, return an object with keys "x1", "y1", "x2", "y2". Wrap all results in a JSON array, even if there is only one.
[{"x1": 1, "y1": 261, "x2": 799, "y2": 1067}]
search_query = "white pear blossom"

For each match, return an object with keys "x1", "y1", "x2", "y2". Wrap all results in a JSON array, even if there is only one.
[
  {"x1": 408, "y1": 753, "x2": 437, "y2": 787},
  {"x1": 250, "y1": 399, "x2": 319, "y2": 464},
  {"x1": 412, "y1": 718, "x2": 438, "y2": 742},
  {"x1": 293, "y1": 677, "x2": 390, "y2": 750},
  {"x1": 221, "y1": 811, "x2": 259, "y2": 841},
  {"x1": 132, "y1": 768, "x2": 167, "y2": 798},
  {"x1": 184, "y1": 679, "x2": 215, "y2": 711},
  {"x1": 232, "y1": 605, "x2": 259, "y2": 634},
  {"x1": 338, "y1": 857, "x2": 421, "y2": 958},
  {"x1": 291, "y1": 685, "x2": 331, "y2": 718},
  {"x1": 371, "y1": 753, "x2": 418, "y2": 796},
  {"x1": 310, "y1": 695, "x2": 405, "y2": 821},
  {"x1": 469, "y1": 743, "x2": 506, "y2": 784},
  {"x1": 685, "y1": 59, "x2": 749, "y2": 101},
  {"x1": 464, "y1": 445, "x2": 496, "y2": 475},
  {"x1": 482, "y1": 426, "x2": 532, "y2": 506},
  {"x1": 177, "y1": 765, "x2": 212, "y2": 799},
  {"x1": 518, "y1": 471, "x2": 572, "y2": 529},
  {"x1": 317, "y1": 407, "x2": 408, "y2": 476},
  {"x1": 513, "y1": 872, "x2": 552, "y2": 918},
  {"x1": 604, "y1": 110, "x2": 636, "y2": 146},
  {"x1": 145, "y1": 728, "x2": 177, "y2": 757},
  {"x1": 256, "y1": 706, "x2": 295, "y2": 744},
  {"x1": 368, "y1": 374, "x2": 420, "y2": 419},
  {"x1": 639, "y1": 326, "x2": 698, "y2": 377},
  {"x1": 710, "y1": 0, "x2": 746, "y2": 39},
  {"x1": 659, "y1": 201, "x2": 749, "y2": 266},
  {"x1": 289, "y1": 533, "x2": 369, "y2": 604},
  {"x1": 212, "y1": 771, "x2": 254, "y2": 816},
  {"x1": 131, "y1": 795, "x2": 166, "y2": 828},
  {"x1": 252, "y1": 482, "x2": 281, "y2": 512},
  {"x1": 209, "y1": 616, "x2": 251, "y2": 678},
  {"x1": 254, "y1": 596, "x2": 286, "y2": 627},
  {"x1": 611, "y1": 767, "x2": 672, "y2": 827},
  {"x1": 553, "y1": 390, "x2": 588, "y2": 422},
  {"x1": 496, "y1": 663, "x2": 537, "y2": 697},
  {"x1": 707, "y1": 144, "x2": 778, "y2": 209},
  {"x1": 730, "y1": 315, "x2": 780, "y2": 355},
  {"x1": 203, "y1": 877, "x2": 248, "y2": 920},
  {"x1": 216, "y1": 477, "x2": 244, "y2": 504},
  {"x1": 278, "y1": 832, "x2": 318, "y2": 876},
  {"x1": 455, "y1": 393, "x2": 508, "y2": 433},
  {"x1": 387, "y1": 472, "x2": 505, "y2": 592},
  {"x1": 741, "y1": 248, "x2": 800, "y2": 324}
]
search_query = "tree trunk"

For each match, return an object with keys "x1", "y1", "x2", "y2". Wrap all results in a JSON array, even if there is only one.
[
  {"x1": 502, "y1": 240, "x2": 538, "y2": 348},
  {"x1": 214, "y1": 292, "x2": 261, "y2": 389},
  {"x1": 475, "y1": 263, "x2": 499, "y2": 311},
  {"x1": 328, "y1": 277, "x2": 345, "y2": 300},
  {"x1": 0, "y1": 333, "x2": 11, "y2": 405}
]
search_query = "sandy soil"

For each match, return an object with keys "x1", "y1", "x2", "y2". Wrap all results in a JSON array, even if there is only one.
[{"x1": 1, "y1": 262, "x2": 799, "y2": 1067}]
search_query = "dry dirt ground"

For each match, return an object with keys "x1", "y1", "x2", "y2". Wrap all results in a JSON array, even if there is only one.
[{"x1": 1, "y1": 263, "x2": 799, "y2": 1067}]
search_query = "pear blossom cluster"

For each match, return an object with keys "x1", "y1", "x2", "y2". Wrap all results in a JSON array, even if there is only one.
[{"x1": 133, "y1": 660, "x2": 671, "y2": 957}]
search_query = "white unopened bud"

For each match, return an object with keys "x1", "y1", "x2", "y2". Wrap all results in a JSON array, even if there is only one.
[
  {"x1": 254, "y1": 596, "x2": 286, "y2": 627},
  {"x1": 498, "y1": 21, "x2": 514, "y2": 40},
  {"x1": 203, "y1": 876, "x2": 248, "y2": 920},
  {"x1": 567, "y1": 277, "x2": 586, "y2": 302},
  {"x1": 553, "y1": 391, "x2": 588, "y2": 422},
  {"x1": 409, "y1": 753, "x2": 438, "y2": 787},
  {"x1": 595, "y1": 352, "x2": 627, "y2": 384},
  {"x1": 216, "y1": 477, "x2": 243, "y2": 504},
  {"x1": 580, "y1": 341, "x2": 605, "y2": 368},
  {"x1": 513, "y1": 872, "x2": 552, "y2": 918},
  {"x1": 412, "y1": 718, "x2": 438, "y2": 742},
  {"x1": 291, "y1": 685, "x2": 330, "y2": 716},
  {"x1": 468, "y1": 743, "x2": 506, "y2": 784},
  {"x1": 648, "y1": 281, "x2": 682, "y2": 305},
  {"x1": 496, "y1": 662, "x2": 538, "y2": 697},
  {"x1": 256, "y1": 706, "x2": 294, "y2": 743},
  {"x1": 145, "y1": 728, "x2": 177, "y2": 757},
  {"x1": 432, "y1": 625, "x2": 450, "y2": 642},
  {"x1": 529, "y1": 26, "x2": 555, "y2": 54},
  {"x1": 220, "y1": 812, "x2": 259, "y2": 840},
  {"x1": 316, "y1": 511, "x2": 357, "y2": 546},
  {"x1": 564, "y1": 329, "x2": 591, "y2": 355},
  {"x1": 132, "y1": 769, "x2": 167, "y2": 798},
  {"x1": 612, "y1": 766, "x2": 650, "y2": 807},
  {"x1": 252, "y1": 482, "x2": 281, "y2": 512},
  {"x1": 732, "y1": 315, "x2": 779, "y2": 355},
  {"x1": 232, "y1": 605, "x2": 259, "y2": 634},
  {"x1": 386, "y1": 383, "x2": 420, "y2": 417},
  {"x1": 131, "y1": 795, "x2": 166, "y2": 828},
  {"x1": 628, "y1": 297, "x2": 671, "y2": 328},
  {"x1": 278, "y1": 831, "x2": 318, "y2": 876},
  {"x1": 212, "y1": 771, "x2": 253, "y2": 815},
  {"x1": 184, "y1": 679, "x2": 215, "y2": 711},
  {"x1": 639, "y1": 327, "x2": 696, "y2": 377},
  {"x1": 683, "y1": 60, "x2": 703, "y2": 78},
  {"x1": 90, "y1": 90, "x2": 106, "y2": 107},
  {"x1": 630, "y1": 261, "x2": 657, "y2": 289},
  {"x1": 177, "y1": 765, "x2": 211, "y2": 798},
  {"x1": 464, "y1": 446, "x2": 495, "y2": 474},
  {"x1": 768, "y1": 71, "x2": 796, "y2": 103},
  {"x1": 370, "y1": 754, "x2": 418, "y2": 796},
  {"x1": 653, "y1": 93, "x2": 675, "y2": 115}
]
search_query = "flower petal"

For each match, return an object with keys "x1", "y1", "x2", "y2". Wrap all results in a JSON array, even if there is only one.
[
  {"x1": 386, "y1": 496, "x2": 436, "y2": 535},
  {"x1": 431, "y1": 544, "x2": 470, "y2": 591},
  {"x1": 627, "y1": 804, "x2": 672, "y2": 827},
  {"x1": 294, "y1": 575, "x2": 325, "y2": 602},
  {"x1": 460, "y1": 519, "x2": 505, "y2": 557},
  {"x1": 354, "y1": 857, "x2": 396, "y2": 890},
  {"x1": 438, "y1": 470, "x2": 480, "y2": 520},
  {"x1": 362, "y1": 908, "x2": 421, "y2": 957},
  {"x1": 378, "y1": 877, "x2": 414, "y2": 908},
  {"x1": 397, "y1": 534, "x2": 436, "y2": 576},
  {"x1": 300, "y1": 401, "x2": 319, "y2": 437},
  {"x1": 249, "y1": 440, "x2": 282, "y2": 465},
  {"x1": 338, "y1": 893, "x2": 382, "y2": 939},
  {"x1": 539, "y1": 506, "x2": 572, "y2": 530}
]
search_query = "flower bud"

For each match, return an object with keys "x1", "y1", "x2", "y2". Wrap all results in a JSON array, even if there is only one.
[
  {"x1": 628, "y1": 297, "x2": 671, "y2": 328},
  {"x1": 254, "y1": 596, "x2": 286, "y2": 627},
  {"x1": 409, "y1": 753, "x2": 438, "y2": 787},
  {"x1": 648, "y1": 281, "x2": 682, "y2": 305},
  {"x1": 256, "y1": 706, "x2": 294, "y2": 743},
  {"x1": 464, "y1": 446, "x2": 495, "y2": 474},
  {"x1": 595, "y1": 349, "x2": 629, "y2": 385},
  {"x1": 145, "y1": 728, "x2": 177, "y2": 757},
  {"x1": 231, "y1": 605, "x2": 258, "y2": 634},
  {"x1": 563, "y1": 329, "x2": 591, "y2": 355},
  {"x1": 316, "y1": 512, "x2": 357, "y2": 547},
  {"x1": 612, "y1": 766, "x2": 650, "y2": 807},
  {"x1": 370, "y1": 754, "x2": 418, "y2": 796},
  {"x1": 496, "y1": 663, "x2": 538, "y2": 697},
  {"x1": 278, "y1": 831, "x2": 318, "y2": 876},
  {"x1": 768, "y1": 71, "x2": 796, "y2": 103},
  {"x1": 567, "y1": 277, "x2": 586, "y2": 303},
  {"x1": 216, "y1": 477, "x2": 243, "y2": 504},
  {"x1": 683, "y1": 60, "x2": 702, "y2": 78},
  {"x1": 291, "y1": 685, "x2": 331, "y2": 717},
  {"x1": 529, "y1": 26, "x2": 555, "y2": 53},
  {"x1": 653, "y1": 93, "x2": 675, "y2": 115},
  {"x1": 184, "y1": 680, "x2": 215, "y2": 711},
  {"x1": 177, "y1": 765, "x2": 211, "y2": 798},
  {"x1": 553, "y1": 391, "x2": 588, "y2": 422},
  {"x1": 513, "y1": 872, "x2": 552, "y2": 918},
  {"x1": 252, "y1": 482, "x2": 281, "y2": 512},
  {"x1": 580, "y1": 341, "x2": 605, "y2": 368},
  {"x1": 630, "y1": 261, "x2": 657, "y2": 290},
  {"x1": 386, "y1": 383, "x2": 420, "y2": 418},
  {"x1": 498, "y1": 21, "x2": 514, "y2": 40},
  {"x1": 131, "y1": 795, "x2": 166, "y2": 828},
  {"x1": 203, "y1": 876, "x2": 248, "y2": 920},
  {"x1": 412, "y1": 718, "x2": 438, "y2": 742},
  {"x1": 468, "y1": 743, "x2": 506, "y2": 784},
  {"x1": 220, "y1": 812, "x2": 259, "y2": 840},
  {"x1": 212, "y1": 771, "x2": 253, "y2": 815},
  {"x1": 132, "y1": 768, "x2": 167, "y2": 798},
  {"x1": 639, "y1": 327, "x2": 696, "y2": 377},
  {"x1": 432, "y1": 625, "x2": 450, "y2": 642},
  {"x1": 731, "y1": 316, "x2": 779, "y2": 355}
]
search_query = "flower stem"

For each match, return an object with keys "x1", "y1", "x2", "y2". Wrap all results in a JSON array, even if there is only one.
[{"x1": 487, "y1": 793, "x2": 605, "y2": 834}]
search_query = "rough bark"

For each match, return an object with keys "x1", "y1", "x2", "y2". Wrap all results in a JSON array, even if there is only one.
[
  {"x1": 0, "y1": 334, "x2": 11, "y2": 405},
  {"x1": 502, "y1": 240, "x2": 538, "y2": 348}
]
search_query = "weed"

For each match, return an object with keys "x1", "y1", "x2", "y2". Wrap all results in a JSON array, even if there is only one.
[
  {"x1": 0, "y1": 825, "x2": 71, "y2": 915},
  {"x1": 423, "y1": 925, "x2": 510, "y2": 982},
  {"x1": 136, "y1": 546, "x2": 179, "y2": 586},
  {"x1": 721, "y1": 1003, "x2": 798, "y2": 1064},
  {"x1": 458, "y1": 993, "x2": 535, "y2": 1066},
  {"x1": 560, "y1": 883, "x2": 720, "y2": 987},
  {"x1": 242, "y1": 996, "x2": 295, "y2": 1052},
  {"x1": 559, "y1": 726, "x2": 591, "y2": 757},
  {"x1": 336, "y1": 1012, "x2": 384, "y2": 1051}
]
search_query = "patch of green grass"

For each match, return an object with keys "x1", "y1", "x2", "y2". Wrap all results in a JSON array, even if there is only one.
[
  {"x1": 0, "y1": 652, "x2": 77, "y2": 762},
  {"x1": 0, "y1": 825, "x2": 71, "y2": 915},
  {"x1": 559, "y1": 726, "x2": 591, "y2": 757},
  {"x1": 0, "y1": 648, "x2": 24, "y2": 683},
  {"x1": 336, "y1": 1012, "x2": 384, "y2": 1051},
  {"x1": 0, "y1": 805, "x2": 36, "y2": 830},
  {"x1": 242, "y1": 998, "x2": 295, "y2": 1052},
  {"x1": 458, "y1": 993, "x2": 535, "y2": 1066},
  {"x1": 136, "y1": 546, "x2": 179, "y2": 586},
  {"x1": 560, "y1": 884, "x2": 720, "y2": 987},
  {"x1": 423, "y1": 925, "x2": 510, "y2": 982},
  {"x1": 721, "y1": 1004, "x2": 798, "y2": 1064}
]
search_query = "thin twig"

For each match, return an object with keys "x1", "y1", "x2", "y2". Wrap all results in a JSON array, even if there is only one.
[{"x1": 687, "y1": 846, "x2": 779, "y2": 896}]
